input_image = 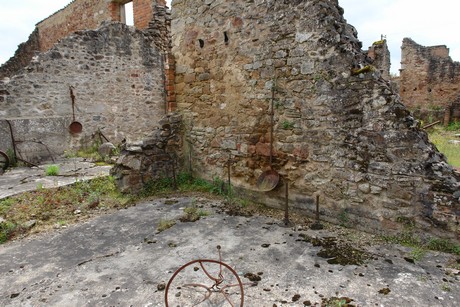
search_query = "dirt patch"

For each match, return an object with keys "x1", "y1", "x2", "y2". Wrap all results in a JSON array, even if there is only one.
[{"x1": 298, "y1": 234, "x2": 370, "y2": 266}]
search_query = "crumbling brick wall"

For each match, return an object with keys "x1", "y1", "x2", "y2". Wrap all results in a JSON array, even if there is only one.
[
  {"x1": 172, "y1": 0, "x2": 459, "y2": 240},
  {"x1": 37, "y1": 0, "x2": 116, "y2": 52},
  {"x1": 400, "y1": 38, "x2": 460, "y2": 122},
  {"x1": 0, "y1": 22, "x2": 166, "y2": 162},
  {"x1": 37, "y1": 0, "x2": 166, "y2": 51}
]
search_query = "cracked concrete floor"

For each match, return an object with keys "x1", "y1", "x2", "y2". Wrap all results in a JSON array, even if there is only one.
[{"x1": 0, "y1": 196, "x2": 459, "y2": 306}]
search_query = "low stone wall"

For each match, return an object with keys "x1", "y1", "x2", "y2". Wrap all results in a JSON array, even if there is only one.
[
  {"x1": 0, "y1": 117, "x2": 70, "y2": 165},
  {"x1": 111, "y1": 113, "x2": 182, "y2": 193}
]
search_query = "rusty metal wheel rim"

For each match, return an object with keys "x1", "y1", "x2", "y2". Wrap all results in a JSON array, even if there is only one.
[
  {"x1": 0, "y1": 150, "x2": 9, "y2": 171},
  {"x1": 165, "y1": 259, "x2": 245, "y2": 306}
]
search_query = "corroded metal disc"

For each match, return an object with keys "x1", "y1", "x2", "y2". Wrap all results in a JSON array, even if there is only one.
[
  {"x1": 256, "y1": 169, "x2": 279, "y2": 191},
  {"x1": 69, "y1": 121, "x2": 83, "y2": 134}
]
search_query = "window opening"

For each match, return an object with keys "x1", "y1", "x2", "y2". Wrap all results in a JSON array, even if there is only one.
[{"x1": 121, "y1": 1, "x2": 134, "y2": 26}]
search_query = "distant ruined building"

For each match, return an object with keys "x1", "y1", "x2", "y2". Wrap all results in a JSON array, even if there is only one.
[
  {"x1": 399, "y1": 38, "x2": 460, "y2": 124},
  {"x1": 0, "y1": 0, "x2": 458, "y2": 241}
]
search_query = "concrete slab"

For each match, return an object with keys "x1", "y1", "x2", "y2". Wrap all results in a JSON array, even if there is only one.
[
  {"x1": 0, "y1": 158, "x2": 111, "y2": 200},
  {"x1": 0, "y1": 197, "x2": 458, "y2": 306}
]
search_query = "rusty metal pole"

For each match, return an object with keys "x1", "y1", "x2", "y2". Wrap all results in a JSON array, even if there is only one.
[
  {"x1": 171, "y1": 153, "x2": 177, "y2": 190},
  {"x1": 311, "y1": 194, "x2": 324, "y2": 230},
  {"x1": 284, "y1": 180, "x2": 290, "y2": 225},
  {"x1": 227, "y1": 152, "x2": 231, "y2": 192},
  {"x1": 315, "y1": 195, "x2": 320, "y2": 221}
]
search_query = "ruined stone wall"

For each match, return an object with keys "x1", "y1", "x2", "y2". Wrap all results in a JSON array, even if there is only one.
[
  {"x1": 172, "y1": 0, "x2": 459, "y2": 239},
  {"x1": 400, "y1": 38, "x2": 460, "y2": 122},
  {"x1": 111, "y1": 113, "x2": 182, "y2": 193},
  {"x1": 0, "y1": 22, "x2": 165, "y2": 162},
  {"x1": 367, "y1": 39, "x2": 391, "y2": 81},
  {"x1": 0, "y1": 29, "x2": 41, "y2": 80}
]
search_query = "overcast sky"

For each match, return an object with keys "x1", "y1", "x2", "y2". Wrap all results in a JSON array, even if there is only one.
[{"x1": 0, "y1": 0, "x2": 458, "y2": 75}]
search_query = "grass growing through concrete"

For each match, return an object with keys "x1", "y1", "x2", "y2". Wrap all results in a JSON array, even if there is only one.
[
  {"x1": 383, "y1": 230, "x2": 460, "y2": 261},
  {"x1": 45, "y1": 165, "x2": 60, "y2": 176},
  {"x1": 156, "y1": 219, "x2": 176, "y2": 233},
  {"x1": 0, "y1": 172, "x2": 237, "y2": 244},
  {"x1": 0, "y1": 176, "x2": 132, "y2": 243},
  {"x1": 180, "y1": 203, "x2": 210, "y2": 222}
]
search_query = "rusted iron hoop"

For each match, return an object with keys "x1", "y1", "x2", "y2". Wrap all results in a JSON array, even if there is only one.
[
  {"x1": 0, "y1": 150, "x2": 9, "y2": 171},
  {"x1": 165, "y1": 259, "x2": 245, "y2": 306}
]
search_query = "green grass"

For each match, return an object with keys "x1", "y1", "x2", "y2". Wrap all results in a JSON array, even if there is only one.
[
  {"x1": 428, "y1": 127, "x2": 460, "y2": 168},
  {"x1": 0, "y1": 171, "x2": 239, "y2": 244},
  {"x1": 157, "y1": 219, "x2": 176, "y2": 232},
  {"x1": 181, "y1": 204, "x2": 210, "y2": 222},
  {"x1": 383, "y1": 231, "x2": 460, "y2": 259},
  {"x1": 0, "y1": 221, "x2": 18, "y2": 243},
  {"x1": 139, "y1": 173, "x2": 229, "y2": 197},
  {"x1": 281, "y1": 120, "x2": 295, "y2": 130},
  {"x1": 0, "y1": 176, "x2": 132, "y2": 243},
  {"x1": 45, "y1": 165, "x2": 60, "y2": 176}
]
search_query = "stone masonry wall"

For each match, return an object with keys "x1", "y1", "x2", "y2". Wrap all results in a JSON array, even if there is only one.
[
  {"x1": 400, "y1": 38, "x2": 460, "y2": 122},
  {"x1": 0, "y1": 22, "x2": 165, "y2": 161},
  {"x1": 111, "y1": 113, "x2": 182, "y2": 193},
  {"x1": 172, "y1": 0, "x2": 459, "y2": 239},
  {"x1": 0, "y1": 29, "x2": 41, "y2": 80}
]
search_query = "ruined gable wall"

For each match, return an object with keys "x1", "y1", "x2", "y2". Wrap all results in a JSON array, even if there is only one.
[
  {"x1": 0, "y1": 23, "x2": 165, "y2": 162},
  {"x1": 172, "y1": 0, "x2": 459, "y2": 239},
  {"x1": 37, "y1": 0, "x2": 167, "y2": 52},
  {"x1": 400, "y1": 38, "x2": 460, "y2": 119},
  {"x1": 0, "y1": 0, "x2": 163, "y2": 79},
  {"x1": 36, "y1": 0, "x2": 116, "y2": 52}
]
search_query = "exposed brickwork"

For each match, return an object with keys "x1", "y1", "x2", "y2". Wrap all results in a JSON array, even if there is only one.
[
  {"x1": 0, "y1": 0, "x2": 457, "y2": 241},
  {"x1": 37, "y1": 0, "x2": 113, "y2": 52},
  {"x1": 165, "y1": 53, "x2": 176, "y2": 112},
  {"x1": 133, "y1": 0, "x2": 153, "y2": 29},
  {"x1": 400, "y1": 38, "x2": 460, "y2": 122}
]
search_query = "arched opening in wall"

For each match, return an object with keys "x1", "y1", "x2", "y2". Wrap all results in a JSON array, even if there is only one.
[{"x1": 120, "y1": 1, "x2": 134, "y2": 26}]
